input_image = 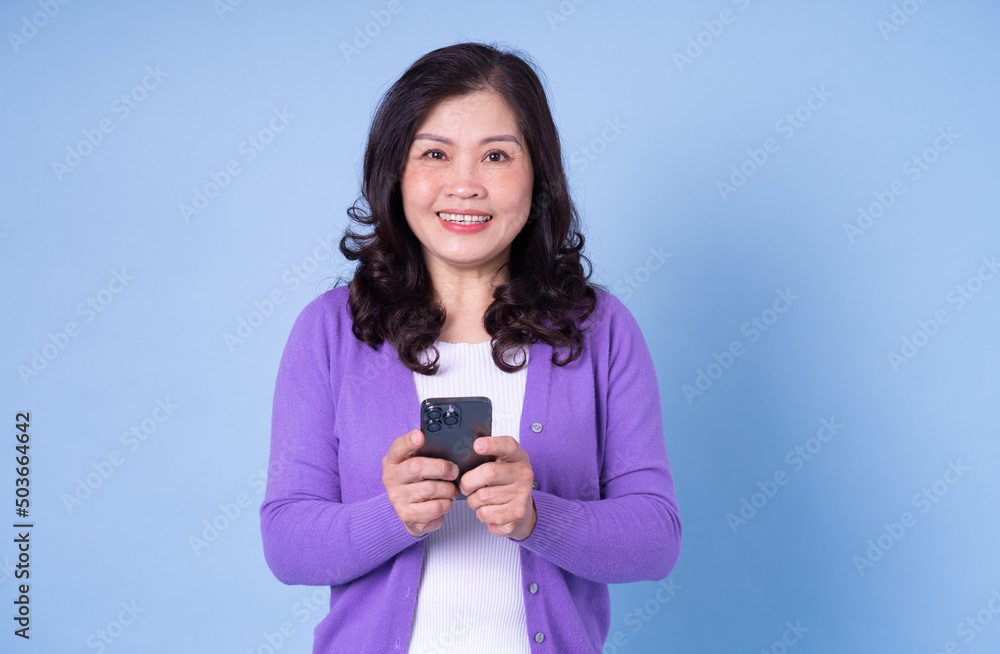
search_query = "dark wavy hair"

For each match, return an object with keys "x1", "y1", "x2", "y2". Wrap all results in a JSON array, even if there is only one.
[{"x1": 338, "y1": 41, "x2": 603, "y2": 374}]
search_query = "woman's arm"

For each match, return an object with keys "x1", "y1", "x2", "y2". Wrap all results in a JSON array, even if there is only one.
[
  {"x1": 515, "y1": 295, "x2": 682, "y2": 584},
  {"x1": 259, "y1": 295, "x2": 422, "y2": 587}
]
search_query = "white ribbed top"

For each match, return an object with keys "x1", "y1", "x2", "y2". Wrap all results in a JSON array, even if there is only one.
[{"x1": 406, "y1": 340, "x2": 532, "y2": 654}]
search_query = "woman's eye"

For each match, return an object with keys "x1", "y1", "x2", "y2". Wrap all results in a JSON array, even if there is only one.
[{"x1": 418, "y1": 149, "x2": 508, "y2": 162}]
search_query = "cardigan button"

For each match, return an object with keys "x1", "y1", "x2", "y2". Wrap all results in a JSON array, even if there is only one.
[
  {"x1": 532, "y1": 480, "x2": 539, "y2": 490},
  {"x1": 529, "y1": 582, "x2": 538, "y2": 594},
  {"x1": 531, "y1": 422, "x2": 543, "y2": 433},
  {"x1": 534, "y1": 632, "x2": 545, "y2": 643}
]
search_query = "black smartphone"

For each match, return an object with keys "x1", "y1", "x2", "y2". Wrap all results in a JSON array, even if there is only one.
[{"x1": 419, "y1": 396, "x2": 492, "y2": 499}]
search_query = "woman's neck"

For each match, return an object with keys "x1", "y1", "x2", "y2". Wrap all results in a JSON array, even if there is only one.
[{"x1": 427, "y1": 260, "x2": 507, "y2": 344}]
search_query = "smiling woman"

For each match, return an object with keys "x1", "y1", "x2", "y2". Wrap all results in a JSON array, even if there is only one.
[
  {"x1": 338, "y1": 42, "x2": 599, "y2": 373},
  {"x1": 401, "y1": 91, "x2": 535, "y2": 343},
  {"x1": 260, "y1": 41, "x2": 682, "y2": 654}
]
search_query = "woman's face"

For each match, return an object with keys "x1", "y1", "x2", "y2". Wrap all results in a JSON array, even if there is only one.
[{"x1": 400, "y1": 90, "x2": 534, "y2": 282}]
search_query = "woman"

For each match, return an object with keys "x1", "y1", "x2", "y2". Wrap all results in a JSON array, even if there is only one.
[{"x1": 260, "y1": 42, "x2": 681, "y2": 653}]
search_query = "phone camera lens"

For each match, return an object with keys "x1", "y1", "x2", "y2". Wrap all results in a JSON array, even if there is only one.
[
  {"x1": 427, "y1": 422, "x2": 441, "y2": 432},
  {"x1": 443, "y1": 414, "x2": 458, "y2": 426},
  {"x1": 427, "y1": 409, "x2": 441, "y2": 420}
]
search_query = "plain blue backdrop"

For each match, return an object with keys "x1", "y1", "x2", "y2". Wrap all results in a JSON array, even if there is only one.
[{"x1": 2, "y1": 1, "x2": 999, "y2": 652}]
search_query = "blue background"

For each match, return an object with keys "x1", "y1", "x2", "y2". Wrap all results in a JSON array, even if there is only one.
[{"x1": 2, "y1": 1, "x2": 999, "y2": 652}]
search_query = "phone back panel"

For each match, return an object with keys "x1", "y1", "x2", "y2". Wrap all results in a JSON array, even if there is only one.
[{"x1": 419, "y1": 396, "x2": 492, "y2": 491}]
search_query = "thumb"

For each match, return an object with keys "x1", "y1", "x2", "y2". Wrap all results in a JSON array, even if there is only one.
[
  {"x1": 409, "y1": 429, "x2": 424, "y2": 448},
  {"x1": 387, "y1": 429, "x2": 423, "y2": 464}
]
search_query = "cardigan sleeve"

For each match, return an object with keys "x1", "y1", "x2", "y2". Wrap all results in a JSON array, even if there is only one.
[
  {"x1": 259, "y1": 293, "x2": 423, "y2": 586},
  {"x1": 516, "y1": 293, "x2": 682, "y2": 583}
]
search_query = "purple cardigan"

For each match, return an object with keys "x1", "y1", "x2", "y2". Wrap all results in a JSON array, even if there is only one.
[{"x1": 260, "y1": 284, "x2": 681, "y2": 653}]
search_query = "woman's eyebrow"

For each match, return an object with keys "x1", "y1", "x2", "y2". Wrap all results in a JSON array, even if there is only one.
[{"x1": 413, "y1": 133, "x2": 521, "y2": 147}]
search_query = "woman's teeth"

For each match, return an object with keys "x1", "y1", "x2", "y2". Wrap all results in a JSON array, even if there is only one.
[{"x1": 438, "y1": 212, "x2": 492, "y2": 224}]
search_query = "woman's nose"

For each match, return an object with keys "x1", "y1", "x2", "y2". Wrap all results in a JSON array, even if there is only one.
[{"x1": 443, "y1": 161, "x2": 486, "y2": 198}]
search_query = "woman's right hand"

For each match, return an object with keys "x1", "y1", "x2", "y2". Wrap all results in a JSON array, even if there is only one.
[{"x1": 382, "y1": 429, "x2": 460, "y2": 537}]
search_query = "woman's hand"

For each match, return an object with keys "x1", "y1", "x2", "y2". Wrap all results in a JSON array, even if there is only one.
[
  {"x1": 383, "y1": 429, "x2": 460, "y2": 538},
  {"x1": 461, "y1": 436, "x2": 537, "y2": 541}
]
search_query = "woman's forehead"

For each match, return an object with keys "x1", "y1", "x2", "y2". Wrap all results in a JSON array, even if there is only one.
[{"x1": 415, "y1": 92, "x2": 521, "y2": 138}]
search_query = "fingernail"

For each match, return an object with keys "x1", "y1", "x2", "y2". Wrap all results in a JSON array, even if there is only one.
[{"x1": 411, "y1": 431, "x2": 419, "y2": 445}]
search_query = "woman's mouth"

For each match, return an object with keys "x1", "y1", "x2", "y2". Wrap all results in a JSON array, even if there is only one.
[{"x1": 437, "y1": 212, "x2": 493, "y2": 224}]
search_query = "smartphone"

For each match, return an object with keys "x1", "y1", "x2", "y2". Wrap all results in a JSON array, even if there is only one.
[{"x1": 419, "y1": 396, "x2": 492, "y2": 499}]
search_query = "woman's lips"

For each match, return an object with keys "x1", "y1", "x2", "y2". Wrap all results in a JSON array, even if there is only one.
[
  {"x1": 437, "y1": 211, "x2": 492, "y2": 224},
  {"x1": 437, "y1": 212, "x2": 492, "y2": 233}
]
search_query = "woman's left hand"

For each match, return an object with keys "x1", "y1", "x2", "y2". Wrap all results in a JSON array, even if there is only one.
[{"x1": 460, "y1": 435, "x2": 537, "y2": 541}]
